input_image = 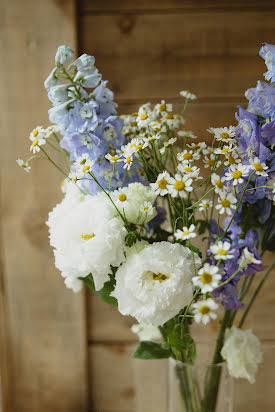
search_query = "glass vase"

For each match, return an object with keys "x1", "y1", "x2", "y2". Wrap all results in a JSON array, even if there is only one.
[{"x1": 168, "y1": 359, "x2": 233, "y2": 412}]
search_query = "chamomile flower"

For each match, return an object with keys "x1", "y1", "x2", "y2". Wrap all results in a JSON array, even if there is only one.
[
  {"x1": 214, "y1": 144, "x2": 234, "y2": 156},
  {"x1": 154, "y1": 100, "x2": 172, "y2": 116},
  {"x1": 187, "y1": 141, "x2": 207, "y2": 152},
  {"x1": 192, "y1": 298, "x2": 218, "y2": 325},
  {"x1": 177, "y1": 149, "x2": 200, "y2": 162},
  {"x1": 45, "y1": 125, "x2": 61, "y2": 138},
  {"x1": 105, "y1": 153, "x2": 121, "y2": 164},
  {"x1": 208, "y1": 126, "x2": 235, "y2": 142},
  {"x1": 162, "y1": 113, "x2": 180, "y2": 128},
  {"x1": 216, "y1": 192, "x2": 237, "y2": 215},
  {"x1": 75, "y1": 153, "x2": 94, "y2": 176},
  {"x1": 119, "y1": 151, "x2": 133, "y2": 170},
  {"x1": 210, "y1": 241, "x2": 234, "y2": 261},
  {"x1": 29, "y1": 126, "x2": 46, "y2": 153},
  {"x1": 224, "y1": 164, "x2": 251, "y2": 186},
  {"x1": 140, "y1": 201, "x2": 154, "y2": 222},
  {"x1": 16, "y1": 159, "x2": 31, "y2": 172},
  {"x1": 112, "y1": 188, "x2": 129, "y2": 207},
  {"x1": 178, "y1": 130, "x2": 197, "y2": 139},
  {"x1": 192, "y1": 264, "x2": 222, "y2": 293},
  {"x1": 211, "y1": 173, "x2": 226, "y2": 193},
  {"x1": 198, "y1": 199, "x2": 213, "y2": 212},
  {"x1": 177, "y1": 163, "x2": 202, "y2": 180},
  {"x1": 174, "y1": 224, "x2": 196, "y2": 241},
  {"x1": 179, "y1": 90, "x2": 197, "y2": 100},
  {"x1": 167, "y1": 174, "x2": 193, "y2": 198},
  {"x1": 151, "y1": 171, "x2": 171, "y2": 196},
  {"x1": 160, "y1": 137, "x2": 177, "y2": 154},
  {"x1": 249, "y1": 157, "x2": 269, "y2": 176},
  {"x1": 238, "y1": 247, "x2": 262, "y2": 269},
  {"x1": 137, "y1": 104, "x2": 154, "y2": 128},
  {"x1": 223, "y1": 150, "x2": 242, "y2": 167},
  {"x1": 203, "y1": 153, "x2": 216, "y2": 169},
  {"x1": 202, "y1": 146, "x2": 213, "y2": 156}
]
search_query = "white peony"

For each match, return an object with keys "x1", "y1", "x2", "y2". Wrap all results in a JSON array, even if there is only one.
[
  {"x1": 111, "y1": 241, "x2": 201, "y2": 326},
  {"x1": 221, "y1": 326, "x2": 263, "y2": 384},
  {"x1": 112, "y1": 182, "x2": 157, "y2": 225},
  {"x1": 46, "y1": 183, "x2": 127, "y2": 292}
]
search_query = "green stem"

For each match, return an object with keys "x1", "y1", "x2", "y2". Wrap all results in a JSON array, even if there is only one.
[{"x1": 39, "y1": 146, "x2": 67, "y2": 177}]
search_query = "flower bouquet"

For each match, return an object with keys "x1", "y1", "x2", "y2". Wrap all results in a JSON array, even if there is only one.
[{"x1": 18, "y1": 44, "x2": 275, "y2": 411}]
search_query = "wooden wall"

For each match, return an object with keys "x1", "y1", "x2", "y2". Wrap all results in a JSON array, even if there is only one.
[
  {"x1": 1, "y1": 0, "x2": 275, "y2": 411},
  {"x1": 79, "y1": 1, "x2": 275, "y2": 412}
]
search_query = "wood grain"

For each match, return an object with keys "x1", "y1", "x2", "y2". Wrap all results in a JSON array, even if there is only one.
[
  {"x1": 80, "y1": 11, "x2": 275, "y2": 100},
  {"x1": 0, "y1": 0, "x2": 88, "y2": 410}
]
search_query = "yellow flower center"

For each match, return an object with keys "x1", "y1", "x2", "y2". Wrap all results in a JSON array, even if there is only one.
[
  {"x1": 140, "y1": 114, "x2": 148, "y2": 120},
  {"x1": 158, "y1": 179, "x2": 168, "y2": 189},
  {"x1": 153, "y1": 272, "x2": 169, "y2": 281},
  {"x1": 208, "y1": 159, "x2": 214, "y2": 166},
  {"x1": 232, "y1": 170, "x2": 242, "y2": 179},
  {"x1": 111, "y1": 156, "x2": 119, "y2": 162},
  {"x1": 118, "y1": 193, "x2": 127, "y2": 202},
  {"x1": 217, "y1": 249, "x2": 227, "y2": 256},
  {"x1": 203, "y1": 203, "x2": 209, "y2": 209},
  {"x1": 200, "y1": 272, "x2": 213, "y2": 284},
  {"x1": 184, "y1": 167, "x2": 193, "y2": 172},
  {"x1": 129, "y1": 143, "x2": 136, "y2": 148},
  {"x1": 215, "y1": 179, "x2": 223, "y2": 189},
  {"x1": 183, "y1": 153, "x2": 192, "y2": 160},
  {"x1": 130, "y1": 121, "x2": 137, "y2": 127},
  {"x1": 221, "y1": 148, "x2": 230, "y2": 153},
  {"x1": 182, "y1": 230, "x2": 190, "y2": 237},
  {"x1": 159, "y1": 104, "x2": 166, "y2": 111},
  {"x1": 82, "y1": 165, "x2": 91, "y2": 173},
  {"x1": 254, "y1": 163, "x2": 263, "y2": 172},
  {"x1": 82, "y1": 233, "x2": 95, "y2": 241},
  {"x1": 220, "y1": 132, "x2": 230, "y2": 139},
  {"x1": 166, "y1": 114, "x2": 174, "y2": 119},
  {"x1": 174, "y1": 181, "x2": 185, "y2": 191},
  {"x1": 135, "y1": 144, "x2": 143, "y2": 151},
  {"x1": 32, "y1": 139, "x2": 39, "y2": 147},
  {"x1": 199, "y1": 305, "x2": 210, "y2": 315},
  {"x1": 32, "y1": 129, "x2": 39, "y2": 137},
  {"x1": 131, "y1": 112, "x2": 138, "y2": 116},
  {"x1": 221, "y1": 199, "x2": 230, "y2": 208},
  {"x1": 126, "y1": 156, "x2": 131, "y2": 164}
]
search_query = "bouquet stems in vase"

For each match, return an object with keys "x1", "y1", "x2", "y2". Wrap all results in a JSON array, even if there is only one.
[{"x1": 18, "y1": 43, "x2": 275, "y2": 411}]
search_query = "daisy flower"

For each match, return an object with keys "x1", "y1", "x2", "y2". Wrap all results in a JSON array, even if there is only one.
[
  {"x1": 140, "y1": 201, "x2": 155, "y2": 222},
  {"x1": 29, "y1": 126, "x2": 46, "y2": 153},
  {"x1": 177, "y1": 163, "x2": 202, "y2": 180},
  {"x1": 75, "y1": 153, "x2": 95, "y2": 176},
  {"x1": 214, "y1": 144, "x2": 234, "y2": 156},
  {"x1": 162, "y1": 113, "x2": 180, "y2": 129},
  {"x1": 210, "y1": 241, "x2": 234, "y2": 261},
  {"x1": 224, "y1": 164, "x2": 251, "y2": 186},
  {"x1": 192, "y1": 264, "x2": 222, "y2": 293},
  {"x1": 159, "y1": 137, "x2": 177, "y2": 154},
  {"x1": 249, "y1": 157, "x2": 269, "y2": 176},
  {"x1": 187, "y1": 141, "x2": 207, "y2": 152},
  {"x1": 216, "y1": 192, "x2": 237, "y2": 215},
  {"x1": 198, "y1": 199, "x2": 213, "y2": 212},
  {"x1": 167, "y1": 174, "x2": 193, "y2": 198},
  {"x1": 179, "y1": 90, "x2": 197, "y2": 100},
  {"x1": 192, "y1": 298, "x2": 218, "y2": 325},
  {"x1": 208, "y1": 126, "x2": 235, "y2": 142},
  {"x1": 223, "y1": 150, "x2": 242, "y2": 167},
  {"x1": 177, "y1": 149, "x2": 200, "y2": 162},
  {"x1": 211, "y1": 173, "x2": 226, "y2": 193},
  {"x1": 150, "y1": 171, "x2": 171, "y2": 196},
  {"x1": 105, "y1": 153, "x2": 121, "y2": 164},
  {"x1": 137, "y1": 106, "x2": 154, "y2": 128},
  {"x1": 16, "y1": 159, "x2": 31, "y2": 172},
  {"x1": 174, "y1": 224, "x2": 196, "y2": 241},
  {"x1": 203, "y1": 153, "x2": 216, "y2": 169},
  {"x1": 112, "y1": 188, "x2": 129, "y2": 207},
  {"x1": 154, "y1": 100, "x2": 172, "y2": 116},
  {"x1": 178, "y1": 130, "x2": 197, "y2": 139}
]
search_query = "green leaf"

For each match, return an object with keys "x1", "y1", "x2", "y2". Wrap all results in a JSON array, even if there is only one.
[
  {"x1": 125, "y1": 230, "x2": 141, "y2": 247},
  {"x1": 182, "y1": 334, "x2": 197, "y2": 364},
  {"x1": 132, "y1": 341, "x2": 172, "y2": 359},
  {"x1": 80, "y1": 272, "x2": 118, "y2": 307}
]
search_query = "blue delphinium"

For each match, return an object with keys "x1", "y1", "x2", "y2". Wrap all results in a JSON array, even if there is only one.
[{"x1": 259, "y1": 43, "x2": 275, "y2": 83}]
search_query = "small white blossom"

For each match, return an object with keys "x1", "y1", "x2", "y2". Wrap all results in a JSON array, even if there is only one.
[
  {"x1": 113, "y1": 188, "x2": 129, "y2": 207},
  {"x1": 167, "y1": 174, "x2": 193, "y2": 198},
  {"x1": 179, "y1": 90, "x2": 197, "y2": 100},
  {"x1": 177, "y1": 163, "x2": 202, "y2": 180},
  {"x1": 192, "y1": 298, "x2": 218, "y2": 325},
  {"x1": 177, "y1": 149, "x2": 200, "y2": 162},
  {"x1": 238, "y1": 247, "x2": 262, "y2": 269},
  {"x1": 159, "y1": 137, "x2": 177, "y2": 154},
  {"x1": 211, "y1": 173, "x2": 226, "y2": 194},
  {"x1": 207, "y1": 126, "x2": 235, "y2": 142},
  {"x1": 192, "y1": 264, "x2": 222, "y2": 293},
  {"x1": 216, "y1": 192, "x2": 237, "y2": 215},
  {"x1": 175, "y1": 224, "x2": 196, "y2": 241},
  {"x1": 210, "y1": 241, "x2": 234, "y2": 261},
  {"x1": 16, "y1": 159, "x2": 31, "y2": 172},
  {"x1": 154, "y1": 100, "x2": 172, "y2": 116},
  {"x1": 105, "y1": 153, "x2": 121, "y2": 164},
  {"x1": 178, "y1": 130, "x2": 197, "y2": 139},
  {"x1": 214, "y1": 144, "x2": 234, "y2": 156},
  {"x1": 203, "y1": 153, "x2": 217, "y2": 169},
  {"x1": 249, "y1": 157, "x2": 269, "y2": 176},
  {"x1": 29, "y1": 126, "x2": 46, "y2": 153},
  {"x1": 151, "y1": 171, "x2": 171, "y2": 196},
  {"x1": 198, "y1": 199, "x2": 213, "y2": 212},
  {"x1": 75, "y1": 153, "x2": 94, "y2": 177},
  {"x1": 224, "y1": 164, "x2": 251, "y2": 186}
]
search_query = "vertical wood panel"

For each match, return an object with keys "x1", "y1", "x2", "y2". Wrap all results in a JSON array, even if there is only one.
[{"x1": 0, "y1": 0, "x2": 89, "y2": 410}]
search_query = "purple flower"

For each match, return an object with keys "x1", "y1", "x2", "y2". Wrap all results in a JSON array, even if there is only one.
[
  {"x1": 259, "y1": 43, "x2": 275, "y2": 83},
  {"x1": 212, "y1": 283, "x2": 243, "y2": 311}
]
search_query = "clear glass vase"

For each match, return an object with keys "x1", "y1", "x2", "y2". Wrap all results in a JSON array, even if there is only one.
[{"x1": 168, "y1": 359, "x2": 233, "y2": 412}]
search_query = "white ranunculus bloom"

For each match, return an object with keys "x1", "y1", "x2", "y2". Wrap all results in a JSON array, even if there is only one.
[
  {"x1": 112, "y1": 182, "x2": 157, "y2": 225},
  {"x1": 111, "y1": 242, "x2": 201, "y2": 326},
  {"x1": 46, "y1": 183, "x2": 127, "y2": 292},
  {"x1": 221, "y1": 326, "x2": 263, "y2": 384}
]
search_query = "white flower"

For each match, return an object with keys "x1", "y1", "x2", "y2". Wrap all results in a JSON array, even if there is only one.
[
  {"x1": 177, "y1": 163, "x2": 202, "y2": 180},
  {"x1": 207, "y1": 126, "x2": 235, "y2": 142},
  {"x1": 192, "y1": 264, "x2": 222, "y2": 293},
  {"x1": 214, "y1": 144, "x2": 234, "y2": 156},
  {"x1": 105, "y1": 153, "x2": 121, "y2": 164},
  {"x1": 29, "y1": 126, "x2": 46, "y2": 153},
  {"x1": 238, "y1": 247, "x2": 262, "y2": 269},
  {"x1": 112, "y1": 183, "x2": 157, "y2": 225},
  {"x1": 16, "y1": 159, "x2": 31, "y2": 172},
  {"x1": 55, "y1": 45, "x2": 74, "y2": 65},
  {"x1": 178, "y1": 130, "x2": 197, "y2": 139},
  {"x1": 224, "y1": 164, "x2": 251, "y2": 186},
  {"x1": 131, "y1": 323, "x2": 162, "y2": 341},
  {"x1": 198, "y1": 199, "x2": 213, "y2": 212},
  {"x1": 177, "y1": 149, "x2": 200, "y2": 162},
  {"x1": 192, "y1": 298, "x2": 218, "y2": 325},
  {"x1": 211, "y1": 173, "x2": 226, "y2": 194},
  {"x1": 187, "y1": 141, "x2": 207, "y2": 152},
  {"x1": 159, "y1": 137, "x2": 177, "y2": 154},
  {"x1": 179, "y1": 90, "x2": 197, "y2": 100},
  {"x1": 210, "y1": 241, "x2": 234, "y2": 261},
  {"x1": 203, "y1": 153, "x2": 216, "y2": 169},
  {"x1": 75, "y1": 153, "x2": 95, "y2": 177},
  {"x1": 167, "y1": 174, "x2": 193, "y2": 198},
  {"x1": 223, "y1": 150, "x2": 242, "y2": 167},
  {"x1": 154, "y1": 100, "x2": 172, "y2": 116},
  {"x1": 174, "y1": 224, "x2": 196, "y2": 241},
  {"x1": 216, "y1": 192, "x2": 237, "y2": 215},
  {"x1": 120, "y1": 152, "x2": 133, "y2": 170},
  {"x1": 46, "y1": 189, "x2": 127, "y2": 292},
  {"x1": 221, "y1": 326, "x2": 263, "y2": 383},
  {"x1": 44, "y1": 68, "x2": 59, "y2": 90},
  {"x1": 151, "y1": 171, "x2": 171, "y2": 196},
  {"x1": 249, "y1": 157, "x2": 269, "y2": 176},
  {"x1": 111, "y1": 242, "x2": 201, "y2": 326}
]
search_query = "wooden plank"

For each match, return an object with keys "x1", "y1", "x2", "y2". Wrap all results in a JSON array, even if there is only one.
[
  {"x1": 81, "y1": 0, "x2": 275, "y2": 13},
  {"x1": 80, "y1": 11, "x2": 274, "y2": 100},
  {"x1": 89, "y1": 343, "x2": 275, "y2": 412},
  {"x1": 0, "y1": 0, "x2": 89, "y2": 411}
]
